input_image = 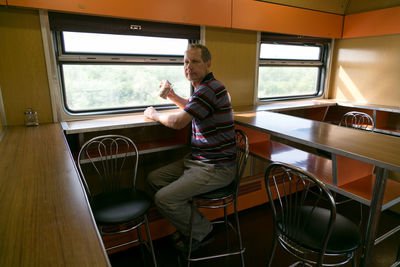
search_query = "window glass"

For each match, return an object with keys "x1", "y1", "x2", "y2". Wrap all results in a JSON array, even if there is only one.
[
  {"x1": 258, "y1": 66, "x2": 318, "y2": 98},
  {"x1": 260, "y1": 43, "x2": 320, "y2": 60},
  {"x1": 62, "y1": 64, "x2": 189, "y2": 111},
  {"x1": 257, "y1": 42, "x2": 327, "y2": 100},
  {"x1": 55, "y1": 31, "x2": 193, "y2": 113},
  {"x1": 62, "y1": 32, "x2": 188, "y2": 55}
]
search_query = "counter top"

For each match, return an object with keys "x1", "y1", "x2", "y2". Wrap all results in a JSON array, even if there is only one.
[
  {"x1": 235, "y1": 111, "x2": 400, "y2": 172},
  {"x1": 0, "y1": 124, "x2": 110, "y2": 267},
  {"x1": 63, "y1": 100, "x2": 336, "y2": 134},
  {"x1": 234, "y1": 99, "x2": 400, "y2": 113},
  {"x1": 233, "y1": 99, "x2": 337, "y2": 113},
  {"x1": 62, "y1": 100, "x2": 400, "y2": 135}
]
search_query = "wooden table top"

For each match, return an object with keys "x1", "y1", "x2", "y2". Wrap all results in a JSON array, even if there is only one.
[
  {"x1": 62, "y1": 100, "x2": 400, "y2": 135},
  {"x1": 235, "y1": 111, "x2": 400, "y2": 172},
  {"x1": 0, "y1": 124, "x2": 110, "y2": 267}
]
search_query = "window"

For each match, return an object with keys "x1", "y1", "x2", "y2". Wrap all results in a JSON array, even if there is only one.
[
  {"x1": 59, "y1": 33, "x2": 189, "y2": 112},
  {"x1": 257, "y1": 33, "x2": 330, "y2": 101},
  {"x1": 49, "y1": 12, "x2": 200, "y2": 114}
]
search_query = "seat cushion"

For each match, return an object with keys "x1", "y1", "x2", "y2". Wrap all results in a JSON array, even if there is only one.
[
  {"x1": 278, "y1": 206, "x2": 362, "y2": 254},
  {"x1": 194, "y1": 182, "x2": 235, "y2": 200},
  {"x1": 92, "y1": 189, "x2": 152, "y2": 225}
]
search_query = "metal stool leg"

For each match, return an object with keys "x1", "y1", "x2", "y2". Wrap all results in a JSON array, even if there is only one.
[
  {"x1": 144, "y1": 215, "x2": 158, "y2": 267},
  {"x1": 352, "y1": 252, "x2": 357, "y2": 267},
  {"x1": 267, "y1": 231, "x2": 278, "y2": 267},
  {"x1": 137, "y1": 227, "x2": 147, "y2": 265},
  {"x1": 223, "y1": 202, "x2": 230, "y2": 249},
  {"x1": 187, "y1": 201, "x2": 196, "y2": 267},
  {"x1": 234, "y1": 203, "x2": 245, "y2": 267}
]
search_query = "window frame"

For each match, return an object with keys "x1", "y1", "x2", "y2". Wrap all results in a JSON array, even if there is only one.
[
  {"x1": 257, "y1": 33, "x2": 330, "y2": 102},
  {"x1": 49, "y1": 12, "x2": 200, "y2": 116}
]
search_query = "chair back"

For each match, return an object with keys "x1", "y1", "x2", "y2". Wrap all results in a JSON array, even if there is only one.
[
  {"x1": 77, "y1": 135, "x2": 139, "y2": 201},
  {"x1": 234, "y1": 129, "x2": 249, "y2": 195},
  {"x1": 339, "y1": 111, "x2": 375, "y2": 131},
  {"x1": 264, "y1": 162, "x2": 336, "y2": 263}
]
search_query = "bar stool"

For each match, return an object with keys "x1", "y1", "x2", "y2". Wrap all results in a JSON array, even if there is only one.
[
  {"x1": 77, "y1": 135, "x2": 157, "y2": 266},
  {"x1": 186, "y1": 129, "x2": 249, "y2": 267},
  {"x1": 338, "y1": 111, "x2": 375, "y2": 225},
  {"x1": 264, "y1": 162, "x2": 362, "y2": 267},
  {"x1": 339, "y1": 111, "x2": 375, "y2": 131}
]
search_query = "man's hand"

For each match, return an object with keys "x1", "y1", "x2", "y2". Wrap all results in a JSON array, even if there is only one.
[
  {"x1": 145, "y1": 106, "x2": 192, "y2": 129},
  {"x1": 144, "y1": 106, "x2": 158, "y2": 121}
]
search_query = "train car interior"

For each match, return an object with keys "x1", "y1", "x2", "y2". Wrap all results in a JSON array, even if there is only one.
[{"x1": 1, "y1": 0, "x2": 399, "y2": 266}]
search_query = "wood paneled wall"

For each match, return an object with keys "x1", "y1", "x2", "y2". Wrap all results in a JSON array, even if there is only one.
[
  {"x1": 0, "y1": 7, "x2": 53, "y2": 126},
  {"x1": 2, "y1": 5, "x2": 400, "y2": 125},
  {"x1": 0, "y1": 109, "x2": 3, "y2": 135},
  {"x1": 329, "y1": 34, "x2": 400, "y2": 107},
  {"x1": 0, "y1": 85, "x2": 4, "y2": 132},
  {"x1": 205, "y1": 27, "x2": 257, "y2": 108},
  {"x1": 0, "y1": 7, "x2": 258, "y2": 125}
]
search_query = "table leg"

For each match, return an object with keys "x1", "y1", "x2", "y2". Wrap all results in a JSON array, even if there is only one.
[{"x1": 359, "y1": 167, "x2": 388, "y2": 267}]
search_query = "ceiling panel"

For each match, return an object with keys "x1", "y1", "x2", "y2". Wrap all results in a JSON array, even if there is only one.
[
  {"x1": 257, "y1": 0, "x2": 400, "y2": 14},
  {"x1": 256, "y1": 0, "x2": 349, "y2": 14},
  {"x1": 346, "y1": 0, "x2": 400, "y2": 14}
]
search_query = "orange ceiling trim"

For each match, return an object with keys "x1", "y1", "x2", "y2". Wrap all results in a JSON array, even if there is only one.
[
  {"x1": 342, "y1": 6, "x2": 400, "y2": 38},
  {"x1": 232, "y1": 0, "x2": 343, "y2": 38}
]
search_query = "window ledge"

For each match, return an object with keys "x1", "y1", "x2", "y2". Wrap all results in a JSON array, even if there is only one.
[{"x1": 62, "y1": 110, "x2": 177, "y2": 134}]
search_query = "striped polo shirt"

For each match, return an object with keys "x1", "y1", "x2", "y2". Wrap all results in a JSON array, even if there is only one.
[{"x1": 184, "y1": 72, "x2": 236, "y2": 166}]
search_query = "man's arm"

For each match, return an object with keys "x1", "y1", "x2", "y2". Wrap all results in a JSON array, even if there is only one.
[
  {"x1": 144, "y1": 107, "x2": 192, "y2": 130},
  {"x1": 167, "y1": 89, "x2": 188, "y2": 109}
]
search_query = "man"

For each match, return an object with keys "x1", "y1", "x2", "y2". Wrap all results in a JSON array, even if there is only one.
[{"x1": 144, "y1": 44, "x2": 236, "y2": 252}]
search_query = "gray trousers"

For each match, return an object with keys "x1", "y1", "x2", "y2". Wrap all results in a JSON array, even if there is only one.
[{"x1": 147, "y1": 154, "x2": 235, "y2": 242}]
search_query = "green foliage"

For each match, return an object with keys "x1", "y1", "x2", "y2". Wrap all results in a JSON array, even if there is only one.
[
  {"x1": 62, "y1": 64, "x2": 190, "y2": 111},
  {"x1": 258, "y1": 67, "x2": 318, "y2": 98}
]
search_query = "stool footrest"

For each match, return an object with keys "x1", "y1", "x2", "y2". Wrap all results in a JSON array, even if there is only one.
[{"x1": 188, "y1": 248, "x2": 246, "y2": 262}]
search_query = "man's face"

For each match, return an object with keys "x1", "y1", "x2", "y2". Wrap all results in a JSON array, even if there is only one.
[{"x1": 184, "y1": 48, "x2": 211, "y2": 86}]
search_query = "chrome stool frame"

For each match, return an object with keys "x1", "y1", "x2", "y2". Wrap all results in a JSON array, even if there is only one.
[{"x1": 186, "y1": 129, "x2": 249, "y2": 267}]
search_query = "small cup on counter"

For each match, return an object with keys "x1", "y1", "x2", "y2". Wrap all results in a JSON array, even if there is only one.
[{"x1": 24, "y1": 108, "x2": 39, "y2": 126}]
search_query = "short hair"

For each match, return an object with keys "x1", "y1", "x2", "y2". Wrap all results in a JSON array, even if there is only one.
[{"x1": 187, "y1": 44, "x2": 211, "y2": 63}]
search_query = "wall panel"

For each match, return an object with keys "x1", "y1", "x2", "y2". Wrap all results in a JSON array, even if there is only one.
[
  {"x1": 329, "y1": 34, "x2": 400, "y2": 107},
  {"x1": 205, "y1": 27, "x2": 257, "y2": 108},
  {"x1": 0, "y1": 7, "x2": 53, "y2": 126},
  {"x1": 0, "y1": 105, "x2": 3, "y2": 138},
  {"x1": 0, "y1": 85, "x2": 5, "y2": 133}
]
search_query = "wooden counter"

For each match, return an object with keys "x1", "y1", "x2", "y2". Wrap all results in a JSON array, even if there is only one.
[
  {"x1": 235, "y1": 99, "x2": 400, "y2": 114},
  {"x1": 0, "y1": 124, "x2": 110, "y2": 267},
  {"x1": 235, "y1": 111, "x2": 400, "y2": 171}
]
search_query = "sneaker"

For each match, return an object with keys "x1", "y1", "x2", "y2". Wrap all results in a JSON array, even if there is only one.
[{"x1": 174, "y1": 228, "x2": 215, "y2": 252}]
